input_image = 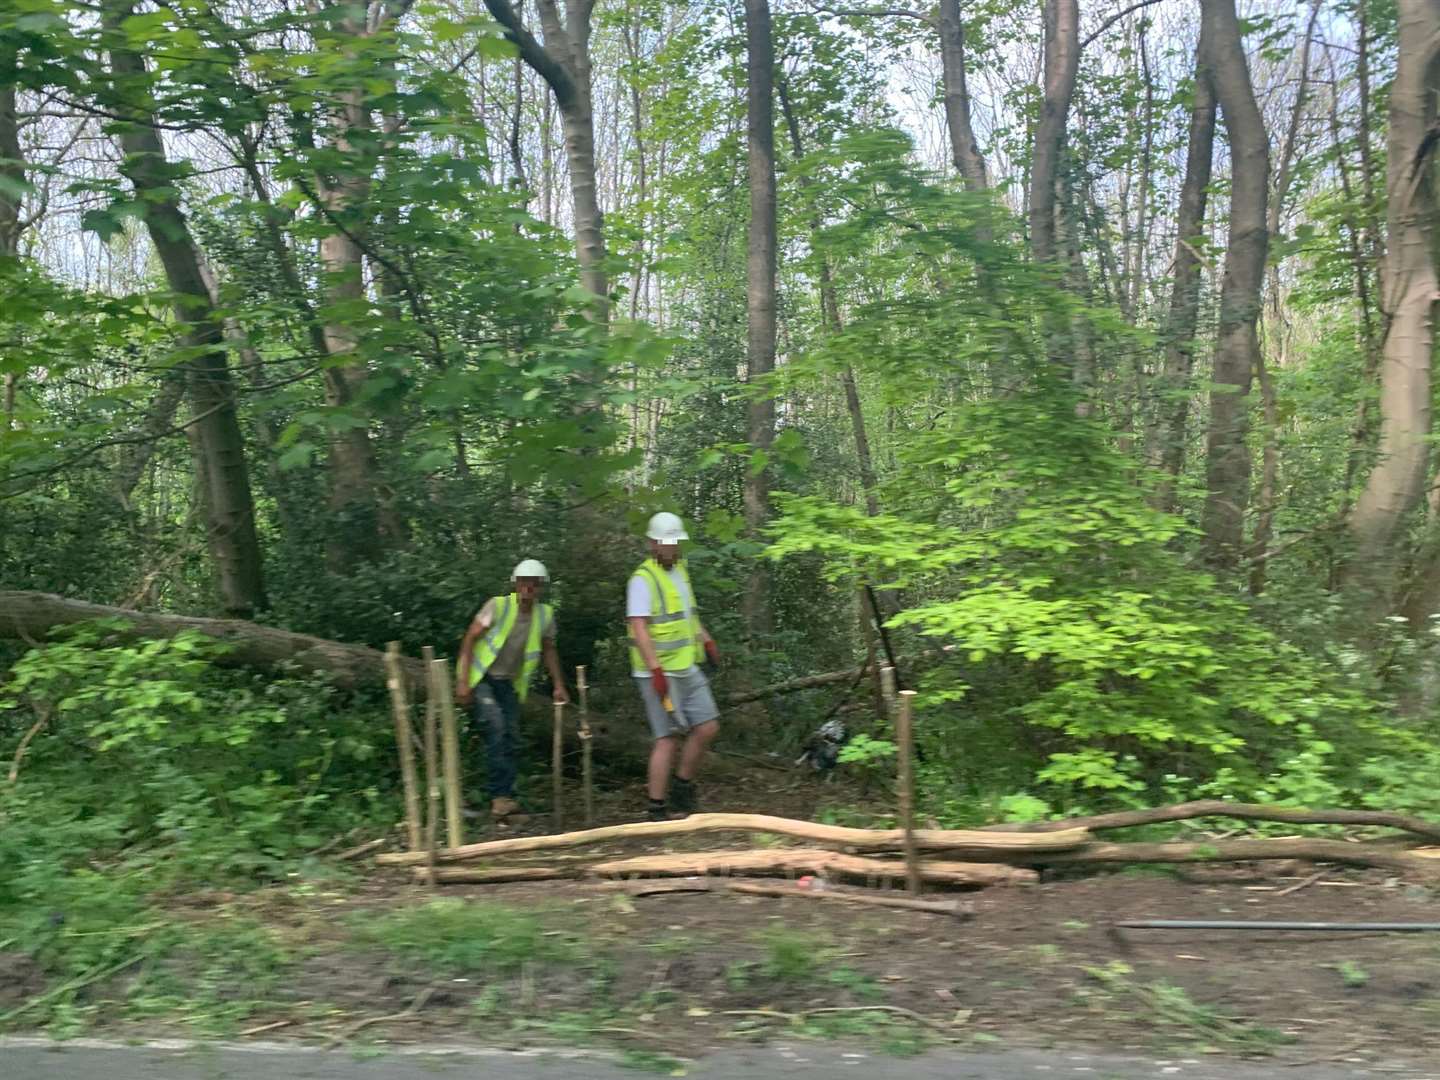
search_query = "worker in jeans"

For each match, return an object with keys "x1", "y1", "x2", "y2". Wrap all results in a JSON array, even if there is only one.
[
  {"x1": 455, "y1": 560, "x2": 570, "y2": 820},
  {"x1": 627, "y1": 513, "x2": 720, "y2": 821}
]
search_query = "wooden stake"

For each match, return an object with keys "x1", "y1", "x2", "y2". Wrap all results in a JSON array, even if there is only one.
[
  {"x1": 383, "y1": 642, "x2": 423, "y2": 853},
  {"x1": 421, "y1": 648, "x2": 442, "y2": 888},
  {"x1": 434, "y1": 656, "x2": 464, "y2": 849},
  {"x1": 879, "y1": 664, "x2": 896, "y2": 720},
  {"x1": 577, "y1": 665, "x2": 594, "y2": 826},
  {"x1": 552, "y1": 698, "x2": 566, "y2": 832},
  {"x1": 896, "y1": 689, "x2": 921, "y2": 895}
]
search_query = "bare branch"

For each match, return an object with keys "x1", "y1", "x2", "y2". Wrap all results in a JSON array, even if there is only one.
[{"x1": 1080, "y1": 0, "x2": 1165, "y2": 49}]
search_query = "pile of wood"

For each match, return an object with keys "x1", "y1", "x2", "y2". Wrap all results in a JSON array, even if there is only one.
[{"x1": 373, "y1": 803, "x2": 1440, "y2": 889}]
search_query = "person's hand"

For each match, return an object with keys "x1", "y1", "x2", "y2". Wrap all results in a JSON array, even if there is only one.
[
  {"x1": 455, "y1": 684, "x2": 473, "y2": 707},
  {"x1": 704, "y1": 639, "x2": 720, "y2": 666},
  {"x1": 553, "y1": 685, "x2": 571, "y2": 706},
  {"x1": 650, "y1": 668, "x2": 668, "y2": 699}
]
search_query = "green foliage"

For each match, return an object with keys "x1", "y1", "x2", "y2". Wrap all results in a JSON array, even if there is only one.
[{"x1": 349, "y1": 899, "x2": 581, "y2": 976}]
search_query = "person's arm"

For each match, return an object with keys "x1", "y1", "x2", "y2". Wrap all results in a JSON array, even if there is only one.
[
  {"x1": 628, "y1": 616, "x2": 662, "y2": 672},
  {"x1": 454, "y1": 606, "x2": 493, "y2": 705},
  {"x1": 543, "y1": 638, "x2": 569, "y2": 704}
]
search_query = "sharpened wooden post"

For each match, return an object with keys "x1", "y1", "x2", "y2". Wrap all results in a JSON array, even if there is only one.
[
  {"x1": 577, "y1": 666, "x2": 593, "y2": 826},
  {"x1": 552, "y1": 699, "x2": 566, "y2": 832},
  {"x1": 896, "y1": 689, "x2": 921, "y2": 896},
  {"x1": 421, "y1": 647, "x2": 442, "y2": 888},
  {"x1": 435, "y1": 656, "x2": 464, "y2": 849},
  {"x1": 384, "y1": 642, "x2": 423, "y2": 853}
]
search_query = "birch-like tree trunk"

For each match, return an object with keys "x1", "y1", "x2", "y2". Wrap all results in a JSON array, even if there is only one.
[
  {"x1": 484, "y1": 0, "x2": 609, "y2": 310},
  {"x1": 937, "y1": 0, "x2": 989, "y2": 192},
  {"x1": 1346, "y1": 0, "x2": 1440, "y2": 613},
  {"x1": 1029, "y1": 0, "x2": 1079, "y2": 266},
  {"x1": 1198, "y1": 0, "x2": 1270, "y2": 569}
]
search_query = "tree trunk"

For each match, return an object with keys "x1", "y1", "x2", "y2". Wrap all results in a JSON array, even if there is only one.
[
  {"x1": 0, "y1": 590, "x2": 422, "y2": 690},
  {"x1": 1, "y1": 78, "x2": 23, "y2": 431},
  {"x1": 742, "y1": 0, "x2": 778, "y2": 641},
  {"x1": 1345, "y1": 0, "x2": 1440, "y2": 614},
  {"x1": 1249, "y1": 0, "x2": 1322, "y2": 595},
  {"x1": 1148, "y1": 40, "x2": 1215, "y2": 512},
  {"x1": 1198, "y1": 0, "x2": 1270, "y2": 569},
  {"x1": 314, "y1": 11, "x2": 396, "y2": 571},
  {"x1": 104, "y1": 10, "x2": 266, "y2": 616},
  {"x1": 483, "y1": 0, "x2": 608, "y2": 310},
  {"x1": 1029, "y1": 0, "x2": 1079, "y2": 266},
  {"x1": 937, "y1": 0, "x2": 989, "y2": 192}
]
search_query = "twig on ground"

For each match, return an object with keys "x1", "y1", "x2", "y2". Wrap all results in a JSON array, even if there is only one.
[
  {"x1": 335, "y1": 838, "x2": 386, "y2": 862},
  {"x1": 323, "y1": 985, "x2": 435, "y2": 1048},
  {"x1": 1284, "y1": 1038, "x2": 1369, "y2": 1066},
  {"x1": 238, "y1": 1019, "x2": 294, "y2": 1037},
  {"x1": 1276, "y1": 870, "x2": 1328, "y2": 897},
  {"x1": 722, "y1": 1004, "x2": 964, "y2": 1039}
]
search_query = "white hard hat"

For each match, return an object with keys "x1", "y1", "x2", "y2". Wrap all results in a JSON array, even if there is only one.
[
  {"x1": 512, "y1": 558, "x2": 549, "y2": 580},
  {"x1": 646, "y1": 511, "x2": 688, "y2": 544}
]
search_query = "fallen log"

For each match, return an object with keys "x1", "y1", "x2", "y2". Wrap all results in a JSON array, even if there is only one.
[
  {"x1": 588, "y1": 849, "x2": 1035, "y2": 886},
  {"x1": 415, "y1": 849, "x2": 1037, "y2": 887},
  {"x1": 374, "y1": 812, "x2": 1091, "y2": 866},
  {"x1": 984, "y1": 799, "x2": 1440, "y2": 844},
  {"x1": 722, "y1": 667, "x2": 870, "y2": 708},
  {"x1": 1009, "y1": 838, "x2": 1440, "y2": 879},
  {"x1": 723, "y1": 880, "x2": 972, "y2": 916},
  {"x1": 0, "y1": 590, "x2": 425, "y2": 690}
]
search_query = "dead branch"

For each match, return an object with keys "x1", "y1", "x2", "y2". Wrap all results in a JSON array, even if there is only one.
[
  {"x1": 7, "y1": 706, "x2": 51, "y2": 784},
  {"x1": 585, "y1": 848, "x2": 1036, "y2": 886},
  {"x1": 1011, "y1": 838, "x2": 1440, "y2": 879},
  {"x1": 723, "y1": 880, "x2": 971, "y2": 915},
  {"x1": 721, "y1": 667, "x2": 870, "y2": 707},
  {"x1": 374, "y1": 812, "x2": 1091, "y2": 866},
  {"x1": 984, "y1": 800, "x2": 1440, "y2": 843}
]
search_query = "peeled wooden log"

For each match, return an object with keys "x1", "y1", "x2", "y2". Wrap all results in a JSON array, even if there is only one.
[
  {"x1": 587, "y1": 849, "x2": 1037, "y2": 886},
  {"x1": 985, "y1": 800, "x2": 1440, "y2": 844},
  {"x1": 374, "y1": 812, "x2": 1091, "y2": 866},
  {"x1": 1011, "y1": 838, "x2": 1440, "y2": 879},
  {"x1": 415, "y1": 849, "x2": 1037, "y2": 887}
]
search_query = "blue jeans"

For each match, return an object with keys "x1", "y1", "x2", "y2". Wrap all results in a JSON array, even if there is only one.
[{"x1": 471, "y1": 676, "x2": 521, "y2": 798}]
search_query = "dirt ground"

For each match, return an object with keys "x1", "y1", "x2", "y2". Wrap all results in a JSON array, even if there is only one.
[
  {"x1": 196, "y1": 760, "x2": 1440, "y2": 1068},
  {"x1": 11, "y1": 758, "x2": 1440, "y2": 1068}
]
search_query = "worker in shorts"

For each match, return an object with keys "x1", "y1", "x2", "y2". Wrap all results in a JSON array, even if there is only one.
[
  {"x1": 455, "y1": 559, "x2": 570, "y2": 820},
  {"x1": 626, "y1": 512, "x2": 720, "y2": 821}
]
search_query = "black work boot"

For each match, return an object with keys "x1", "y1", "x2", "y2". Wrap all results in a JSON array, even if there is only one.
[
  {"x1": 670, "y1": 776, "x2": 698, "y2": 816},
  {"x1": 646, "y1": 798, "x2": 671, "y2": 822}
]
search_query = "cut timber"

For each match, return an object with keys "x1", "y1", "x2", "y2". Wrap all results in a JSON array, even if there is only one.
[
  {"x1": 1014, "y1": 838, "x2": 1440, "y2": 879},
  {"x1": 986, "y1": 800, "x2": 1440, "y2": 844},
  {"x1": 586, "y1": 849, "x2": 1037, "y2": 886},
  {"x1": 0, "y1": 590, "x2": 425, "y2": 690},
  {"x1": 415, "y1": 851, "x2": 1034, "y2": 887},
  {"x1": 373, "y1": 812, "x2": 1091, "y2": 866}
]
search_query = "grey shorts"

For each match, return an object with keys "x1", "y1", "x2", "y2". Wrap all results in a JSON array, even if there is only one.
[{"x1": 635, "y1": 668, "x2": 719, "y2": 739}]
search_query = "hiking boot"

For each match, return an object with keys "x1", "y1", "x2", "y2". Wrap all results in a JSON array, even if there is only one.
[
  {"x1": 670, "y1": 777, "x2": 697, "y2": 816},
  {"x1": 491, "y1": 796, "x2": 521, "y2": 819},
  {"x1": 646, "y1": 799, "x2": 672, "y2": 822}
]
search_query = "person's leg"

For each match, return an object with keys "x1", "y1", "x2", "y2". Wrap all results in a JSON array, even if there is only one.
[
  {"x1": 491, "y1": 678, "x2": 521, "y2": 802},
  {"x1": 474, "y1": 680, "x2": 512, "y2": 800},
  {"x1": 647, "y1": 735, "x2": 680, "y2": 801},
  {"x1": 677, "y1": 720, "x2": 719, "y2": 782}
]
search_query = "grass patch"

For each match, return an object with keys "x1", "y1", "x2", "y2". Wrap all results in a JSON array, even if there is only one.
[{"x1": 349, "y1": 899, "x2": 582, "y2": 977}]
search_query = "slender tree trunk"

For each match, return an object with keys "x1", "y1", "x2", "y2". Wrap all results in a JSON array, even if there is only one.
[
  {"x1": 1346, "y1": 0, "x2": 1440, "y2": 614},
  {"x1": 742, "y1": 0, "x2": 778, "y2": 640},
  {"x1": 1249, "y1": 0, "x2": 1322, "y2": 595},
  {"x1": 778, "y1": 77, "x2": 879, "y2": 519},
  {"x1": 937, "y1": 0, "x2": 989, "y2": 192},
  {"x1": 1029, "y1": 0, "x2": 1079, "y2": 266},
  {"x1": 1129, "y1": 20, "x2": 1154, "y2": 322},
  {"x1": 1, "y1": 79, "x2": 21, "y2": 431},
  {"x1": 1148, "y1": 39, "x2": 1215, "y2": 513},
  {"x1": 1198, "y1": 0, "x2": 1271, "y2": 569},
  {"x1": 484, "y1": 0, "x2": 609, "y2": 311},
  {"x1": 104, "y1": 9, "x2": 266, "y2": 616}
]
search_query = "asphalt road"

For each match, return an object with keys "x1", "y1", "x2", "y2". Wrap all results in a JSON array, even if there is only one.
[{"x1": 2, "y1": 1038, "x2": 1435, "y2": 1080}]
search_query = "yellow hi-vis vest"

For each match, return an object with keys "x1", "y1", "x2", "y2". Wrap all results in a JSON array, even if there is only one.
[
  {"x1": 469, "y1": 593, "x2": 553, "y2": 702},
  {"x1": 627, "y1": 558, "x2": 701, "y2": 674}
]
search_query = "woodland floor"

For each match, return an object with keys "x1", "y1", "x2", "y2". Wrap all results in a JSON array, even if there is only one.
[{"x1": 4, "y1": 758, "x2": 1440, "y2": 1070}]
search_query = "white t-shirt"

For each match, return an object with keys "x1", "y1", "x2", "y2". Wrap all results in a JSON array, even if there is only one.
[{"x1": 627, "y1": 565, "x2": 697, "y2": 677}]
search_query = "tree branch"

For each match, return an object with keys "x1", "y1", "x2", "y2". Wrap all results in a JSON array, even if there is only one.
[
  {"x1": 1081, "y1": 0, "x2": 1165, "y2": 49},
  {"x1": 481, "y1": 0, "x2": 577, "y2": 107}
]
